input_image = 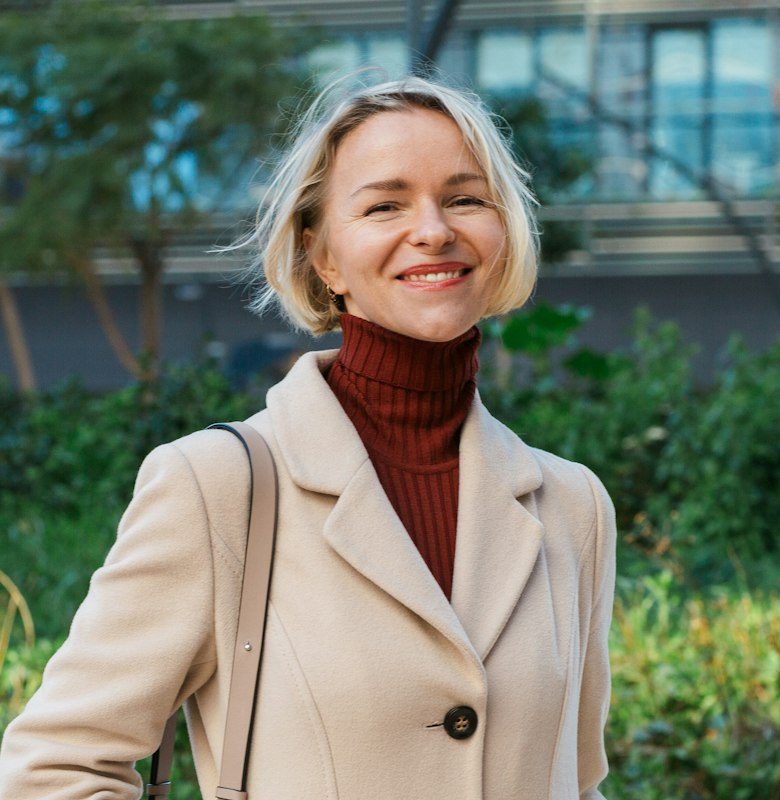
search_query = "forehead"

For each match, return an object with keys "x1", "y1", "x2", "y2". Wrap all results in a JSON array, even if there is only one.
[{"x1": 330, "y1": 107, "x2": 483, "y2": 190}]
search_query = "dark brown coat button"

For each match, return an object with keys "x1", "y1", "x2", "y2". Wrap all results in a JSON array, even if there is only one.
[{"x1": 444, "y1": 706, "x2": 478, "y2": 739}]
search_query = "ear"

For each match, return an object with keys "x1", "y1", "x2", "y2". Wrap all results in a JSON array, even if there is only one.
[{"x1": 303, "y1": 226, "x2": 346, "y2": 294}]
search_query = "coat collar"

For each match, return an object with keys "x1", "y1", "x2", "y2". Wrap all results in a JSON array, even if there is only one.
[{"x1": 266, "y1": 348, "x2": 545, "y2": 663}]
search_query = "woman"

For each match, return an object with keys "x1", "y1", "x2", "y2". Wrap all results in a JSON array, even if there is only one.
[{"x1": 0, "y1": 74, "x2": 616, "y2": 799}]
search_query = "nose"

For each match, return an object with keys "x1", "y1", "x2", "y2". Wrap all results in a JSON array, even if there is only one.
[{"x1": 407, "y1": 202, "x2": 456, "y2": 251}]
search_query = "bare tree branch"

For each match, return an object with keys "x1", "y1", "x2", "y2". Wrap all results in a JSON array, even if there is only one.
[
  {"x1": 66, "y1": 252, "x2": 145, "y2": 381},
  {"x1": 0, "y1": 280, "x2": 36, "y2": 392}
]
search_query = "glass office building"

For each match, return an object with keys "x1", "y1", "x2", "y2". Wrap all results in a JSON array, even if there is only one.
[
  {"x1": 307, "y1": 8, "x2": 777, "y2": 202},
  {"x1": 297, "y1": 0, "x2": 778, "y2": 275},
  {"x1": 4, "y1": 0, "x2": 774, "y2": 276}
]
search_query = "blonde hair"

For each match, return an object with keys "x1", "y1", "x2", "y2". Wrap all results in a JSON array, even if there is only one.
[{"x1": 227, "y1": 70, "x2": 540, "y2": 336}]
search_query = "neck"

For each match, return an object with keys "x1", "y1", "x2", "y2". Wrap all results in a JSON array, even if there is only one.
[
  {"x1": 334, "y1": 313, "x2": 481, "y2": 392},
  {"x1": 325, "y1": 313, "x2": 481, "y2": 465}
]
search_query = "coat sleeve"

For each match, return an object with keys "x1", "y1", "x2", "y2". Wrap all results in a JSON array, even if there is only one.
[
  {"x1": 0, "y1": 442, "x2": 217, "y2": 800},
  {"x1": 576, "y1": 464, "x2": 617, "y2": 800}
]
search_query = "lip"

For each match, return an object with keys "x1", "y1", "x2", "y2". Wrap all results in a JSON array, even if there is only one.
[
  {"x1": 396, "y1": 262, "x2": 473, "y2": 292},
  {"x1": 396, "y1": 262, "x2": 473, "y2": 278}
]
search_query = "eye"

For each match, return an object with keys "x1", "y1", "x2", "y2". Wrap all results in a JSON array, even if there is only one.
[
  {"x1": 365, "y1": 202, "x2": 397, "y2": 215},
  {"x1": 451, "y1": 196, "x2": 486, "y2": 207}
]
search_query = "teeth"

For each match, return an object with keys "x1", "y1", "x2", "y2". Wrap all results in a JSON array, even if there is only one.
[{"x1": 403, "y1": 270, "x2": 464, "y2": 282}]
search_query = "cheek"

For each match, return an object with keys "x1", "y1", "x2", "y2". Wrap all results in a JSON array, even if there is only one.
[
  {"x1": 477, "y1": 217, "x2": 508, "y2": 262},
  {"x1": 327, "y1": 229, "x2": 392, "y2": 294},
  {"x1": 474, "y1": 220, "x2": 509, "y2": 296},
  {"x1": 330, "y1": 223, "x2": 394, "y2": 264}
]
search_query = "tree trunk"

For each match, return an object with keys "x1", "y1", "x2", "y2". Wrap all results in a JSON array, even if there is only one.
[
  {"x1": 130, "y1": 236, "x2": 165, "y2": 384},
  {"x1": 67, "y1": 251, "x2": 144, "y2": 381},
  {"x1": 0, "y1": 280, "x2": 36, "y2": 393}
]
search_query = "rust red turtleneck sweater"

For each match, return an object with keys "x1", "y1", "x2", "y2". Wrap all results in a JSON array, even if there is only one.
[{"x1": 324, "y1": 312, "x2": 481, "y2": 601}]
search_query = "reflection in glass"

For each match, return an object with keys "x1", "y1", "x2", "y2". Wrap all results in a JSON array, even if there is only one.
[
  {"x1": 597, "y1": 23, "x2": 646, "y2": 200},
  {"x1": 306, "y1": 39, "x2": 362, "y2": 85},
  {"x1": 366, "y1": 35, "x2": 407, "y2": 80},
  {"x1": 475, "y1": 31, "x2": 533, "y2": 91},
  {"x1": 649, "y1": 27, "x2": 707, "y2": 198},
  {"x1": 539, "y1": 28, "x2": 588, "y2": 91},
  {"x1": 713, "y1": 18, "x2": 771, "y2": 114},
  {"x1": 537, "y1": 27, "x2": 590, "y2": 121},
  {"x1": 712, "y1": 19, "x2": 773, "y2": 196}
]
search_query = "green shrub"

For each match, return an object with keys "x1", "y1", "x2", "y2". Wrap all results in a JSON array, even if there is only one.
[
  {"x1": 0, "y1": 358, "x2": 259, "y2": 518},
  {"x1": 0, "y1": 358, "x2": 260, "y2": 639},
  {"x1": 654, "y1": 336, "x2": 780, "y2": 579},
  {"x1": 4, "y1": 506, "x2": 124, "y2": 638},
  {"x1": 604, "y1": 571, "x2": 780, "y2": 799},
  {"x1": 0, "y1": 638, "x2": 58, "y2": 732},
  {"x1": 483, "y1": 305, "x2": 780, "y2": 588}
]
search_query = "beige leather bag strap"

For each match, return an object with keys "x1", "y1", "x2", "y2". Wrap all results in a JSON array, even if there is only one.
[{"x1": 146, "y1": 421, "x2": 279, "y2": 800}]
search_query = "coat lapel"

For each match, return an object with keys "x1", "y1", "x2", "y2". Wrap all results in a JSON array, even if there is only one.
[
  {"x1": 266, "y1": 349, "x2": 544, "y2": 665},
  {"x1": 322, "y1": 460, "x2": 478, "y2": 666},
  {"x1": 450, "y1": 390, "x2": 545, "y2": 661}
]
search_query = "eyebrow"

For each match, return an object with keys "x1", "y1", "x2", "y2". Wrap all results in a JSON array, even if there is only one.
[{"x1": 349, "y1": 172, "x2": 487, "y2": 199}]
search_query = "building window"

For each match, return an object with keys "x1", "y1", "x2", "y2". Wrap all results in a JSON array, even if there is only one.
[
  {"x1": 306, "y1": 38, "x2": 362, "y2": 85},
  {"x1": 537, "y1": 26, "x2": 593, "y2": 186},
  {"x1": 648, "y1": 25, "x2": 708, "y2": 199},
  {"x1": 474, "y1": 26, "x2": 594, "y2": 202},
  {"x1": 475, "y1": 30, "x2": 533, "y2": 92},
  {"x1": 596, "y1": 22, "x2": 647, "y2": 200},
  {"x1": 648, "y1": 18, "x2": 774, "y2": 200},
  {"x1": 473, "y1": 17, "x2": 776, "y2": 203},
  {"x1": 712, "y1": 18, "x2": 774, "y2": 196},
  {"x1": 365, "y1": 34, "x2": 408, "y2": 79},
  {"x1": 307, "y1": 33, "x2": 408, "y2": 84},
  {"x1": 537, "y1": 26, "x2": 589, "y2": 115}
]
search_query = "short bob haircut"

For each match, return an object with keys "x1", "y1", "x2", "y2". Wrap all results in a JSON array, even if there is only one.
[{"x1": 232, "y1": 70, "x2": 540, "y2": 336}]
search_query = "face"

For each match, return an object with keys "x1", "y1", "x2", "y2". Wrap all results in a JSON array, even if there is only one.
[{"x1": 303, "y1": 107, "x2": 507, "y2": 342}]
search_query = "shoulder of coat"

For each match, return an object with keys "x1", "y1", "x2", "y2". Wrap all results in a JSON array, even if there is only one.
[
  {"x1": 525, "y1": 445, "x2": 589, "y2": 486},
  {"x1": 168, "y1": 408, "x2": 273, "y2": 465},
  {"x1": 160, "y1": 409, "x2": 274, "y2": 566},
  {"x1": 526, "y1": 445, "x2": 613, "y2": 553},
  {"x1": 526, "y1": 445, "x2": 601, "y2": 511}
]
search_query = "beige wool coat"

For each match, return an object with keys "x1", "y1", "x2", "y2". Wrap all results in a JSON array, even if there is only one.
[{"x1": 0, "y1": 347, "x2": 617, "y2": 800}]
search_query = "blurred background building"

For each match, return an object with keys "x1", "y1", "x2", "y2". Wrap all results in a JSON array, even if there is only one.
[{"x1": 0, "y1": 0, "x2": 778, "y2": 389}]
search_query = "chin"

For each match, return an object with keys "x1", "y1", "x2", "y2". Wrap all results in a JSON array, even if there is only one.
[
  {"x1": 402, "y1": 317, "x2": 473, "y2": 343},
  {"x1": 350, "y1": 302, "x2": 478, "y2": 343}
]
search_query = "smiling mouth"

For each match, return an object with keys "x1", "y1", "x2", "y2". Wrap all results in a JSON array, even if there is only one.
[{"x1": 398, "y1": 268, "x2": 471, "y2": 284}]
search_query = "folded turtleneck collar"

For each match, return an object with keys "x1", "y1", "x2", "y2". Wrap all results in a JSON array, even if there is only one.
[
  {"x1": 325, "y1": 312, "x2": 481, "y2": 467},
  {"x1": 332, "y1": 312, "x2": 481, "y2": 393}
]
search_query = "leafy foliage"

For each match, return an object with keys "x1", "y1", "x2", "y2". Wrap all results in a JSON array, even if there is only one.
[
  {"x1": 482, "y1": 304, "x2": 780, "y2": 587},
  {"x1": 0, "y1": 358, "x2": 258, "y2": 514},
  {"x1": 0, "y1": 0, "x2": 318, "y2": 270},
  {"x1": 0, "y1": 358, "x2": 257, "y2": 636},
  {"x1": 604, "y1": 572, "x2": 780, "y2": 799},
  {"x1": 0, "y1": 639, "x2": 58, "y2": 732}
]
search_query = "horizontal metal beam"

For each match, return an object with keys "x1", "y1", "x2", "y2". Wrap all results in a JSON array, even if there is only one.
[{"x1": 1, "y1": 1, "x2": 775, "y2": 26}]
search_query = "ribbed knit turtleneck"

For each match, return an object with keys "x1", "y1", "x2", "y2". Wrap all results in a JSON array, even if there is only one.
[{"x1": 325, "y1": 312, "x2": 481, "y2": 601}]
